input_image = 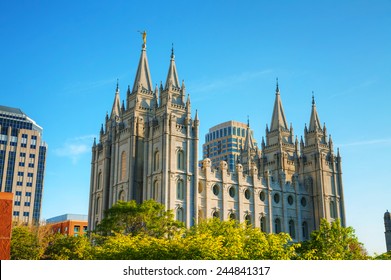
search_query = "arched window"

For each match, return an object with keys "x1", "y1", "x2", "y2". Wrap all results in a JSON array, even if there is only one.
[
  {"x1": 153, "y1": 181, "x2": 159, "y2": 201},
  {"x1": 245, "y1": 214, "x2": 252, "y2": 225},
  {"x1": 120, "y1": 151, "x2": 126, "y2": 181},
  {"x1": 302, "y1": 221, "x2": 309, "y2": 240},
  {"x1": 289, "y1": 220, "x2": 296, "y2": 239},
  {"x1": 260, "y1": 216, "x2": 266, "y2": 232},
  {"x1": 229, "y1": 212, "x2": 236, "y2": 220},
  {"x1": 212, "y1": 211, "x2": 220, "y2": 219},
  {"x1": 95, "y1": 197, "x2": 100, "y2": 215},
  {"x1": 330, "y1": 201, "x2": 336, "y2": 218},
  {"x1": 154, "y1": 151, "x2": 159, "y2": 171},
  {"x1": 177, "y1": 180, "x2": 184, "y2": 200},
  {"x1": 97, "y1": 171, "x2": 102, "y2": 190},
  {"x1": 118, "y1": 190, "x2": 125, "y2": 201},
  {"x1": 177, "y1": 207, "x2": 184, "y2": 222},
  {"x1": 275, "y1": 218, "x2": 281, "y2": 234},
  {"x1": 177, "y1": 150, "x2": 184, "y2": 170}
]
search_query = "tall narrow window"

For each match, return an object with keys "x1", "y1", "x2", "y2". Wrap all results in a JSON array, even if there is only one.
[
  {"x1": 154, "y1": 151, "x2": 159, "y2": 171},
  {"x1": 245, "y1": 214, "x2": 252, "y2": 225},
  {"x1": 97, "y1": 172, "x2": 102, "y2": 190},
  {"x1": 330, "y1": 201, "x2": 336, "y2": 218},
  {"x1": 119, "y1": 190, "x2": 125, "y2": 201},
  {"x1": 289, "y1": 220, "x2": 296, "y2": 239},
  {"x1": 302, "y1": 221, "x2": 309, "y2": 240},
  {"x1": 95, "y1": 197, "x2": 100, "y2": 215},
  {"x1": 177, "y1": 180, "x2": 184, "y2": 200},
  {"x1": 120, "y1": 151, "x2": 126, "y2": 181},
  {"x1": 177, "y1": 150, "x2": 184, "y2": 170},
  {"x1": 177, "y1": 207, "x2": 184, "y2": 222},
  {"x1": 275, "y1": 218, "x2": 281, "y2": 234},
  {"x1": 260, "y1": 216, "x2": 266, "y2": 232},
  {"x1": 153, "y1": 181, "x2": 159, "y2": 201}
]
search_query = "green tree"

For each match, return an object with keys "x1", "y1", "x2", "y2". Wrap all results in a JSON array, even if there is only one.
[
  {"x1": 373, "y1": 251, "x2": 391, "y2": 260},
  {"x1": 10, "y1": 225, "x2": 42, "y2": 260},
  {"x1": 43, "y1": 234, "x2": 93, "y2": 260},
  {"x1": 95, "y1": 200, "x2": 184, "y2": 238},
  {"x1": 296, "y1": 219, "x2": 368, "y2": 260}
]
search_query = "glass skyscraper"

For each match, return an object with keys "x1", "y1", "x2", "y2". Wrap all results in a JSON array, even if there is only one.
[{"x1": 0, "y1": 105, "x2": 47, "y2": 225}]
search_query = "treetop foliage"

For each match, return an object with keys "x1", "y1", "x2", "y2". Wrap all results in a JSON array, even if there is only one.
[{"x1": 10, "y1": 200, "x2": 379, "y2": 260}]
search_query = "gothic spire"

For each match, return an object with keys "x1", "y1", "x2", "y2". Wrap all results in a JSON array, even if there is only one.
[
  {"x1": 132, "y1": 38, "x2": 153, "y2": 93},
  {"x1": 270, "y1": 78, "x2": 288, "y2": 131},
  {"x1": 308, "y1": 92, "x2": 322, "y2": 132},
  {"x1": 110, "y1": 80, "x2": 121, "y2": 119},
  {"x1": 164, "y1": 44, "x2": 180, "y2": 89}
]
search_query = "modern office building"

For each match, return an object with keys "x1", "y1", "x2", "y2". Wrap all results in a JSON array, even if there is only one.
[
  {"x1": 203, "y1": 120, "x2": 258, "y2": 171},
  {"x1": 89, "y1": 37, "x2": 345, "y2": 241},
  {"x1": 0, "y1": 105, "x2": 47, "y2": 225},
  {"x1": 47, "y1": 214, "x2": 88, "y2": 237}
]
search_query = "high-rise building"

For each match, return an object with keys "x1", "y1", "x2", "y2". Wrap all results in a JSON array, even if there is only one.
[
  {"x1": 0, "y1": 105, "x2": 47, "y2": 225},
  {"x1": 203, "y1": 120, "x2": 258, "y2": 171},
  {"x1": 385, "y1": 210, "x2": 391, "y2": 252},
  {"x1": 89, "y1": 37, "x2": 345, "y2": 241}
]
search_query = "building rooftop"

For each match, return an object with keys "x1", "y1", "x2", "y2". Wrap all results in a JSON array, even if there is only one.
[
  {"x1": 0, "y1": 104, "x2": 43, "y2": 134},
  {"x1": 46, "y1": 214, "x2": 88, "y2": 224}
]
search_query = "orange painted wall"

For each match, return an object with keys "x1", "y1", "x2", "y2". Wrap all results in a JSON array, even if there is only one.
[{"x1": 0, "y1": 192, "x2": 13, "y2": 260}]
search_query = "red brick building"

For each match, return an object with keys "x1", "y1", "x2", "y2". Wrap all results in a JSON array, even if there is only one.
[{"x1": 46, "y1": 214, "x2": 88, "y2": 237}]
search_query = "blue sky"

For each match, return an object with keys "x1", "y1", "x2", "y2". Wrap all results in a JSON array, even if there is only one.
[{"x1": 1, "y1": 0, "x2": 390, "y2": 255}]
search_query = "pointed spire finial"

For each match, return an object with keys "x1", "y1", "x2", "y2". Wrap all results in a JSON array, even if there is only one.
[
  {"x1": 247, "y1": 115, "x2": 250, "y2": 127},
  {"x1": 171, "y1": 43, "x2": 175, "y2": 59},
  {"x1": 276, "y1": 77, "x2": 279, "y2": 93},
  {"x1": 116, "y1": 79, "x2": 119, "y2": 92},
  {"x1": 312, "y1": 91, "x2": 315, "y2": 105}
]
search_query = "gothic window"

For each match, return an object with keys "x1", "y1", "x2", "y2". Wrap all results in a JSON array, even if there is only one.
[
  {"x1": 154, "y1": 151, "x2": 159, "y2": 171},
  {"x1": 274, "y1": 218, "x2": 281, "y2": 234},
  {"x1": 288, "y1": 195, "x2": 294, "y2": 205},
  {"x1": 177, "y1": 180, "x2": 184, "y2": 200},
  {"x1": 260, "y1": 216, "x2": 267, "y2": 232},
  {"x1": 301, "y1": 197, "x2": 307, "y2": 207},
  {"x1": 244, "y1": 189, "x2": 251, "y2": 200},
  {"x1": 97, "y1": 172, "x2": 102, "y2": 190},
  {"x1": 245, "y1": 214, "x2": 251, "y2": 225},
  {"x1": 228, "y1": 186, "x2": 235, "y2": 198},
  {"x1": 212, "y1": 184, "x2": 220, "y2": 196},
  {"x1": 302, "y1": 221, "x2": 309, "y2": 240},
  {"x1": 177, "y1": 150, "x2": 184, "y2": 170},
  {"x1": 95, "y1": 197, "x2": 100, "y2": 215},
  {"x1": 177, "y1": 207, "x2": 184, "y2": 222},
  {"x1": 229, "y1": 212, "x2": 236, "y2": 220},
  {"x1": 330, "y1": 200, "x2": 337, "y2": 219},
  {"x1": 153, "y1": 181, "x2": 159, "y2": 201},
  {"x1": 289, "y1": 220, "x2": 296, "y2": 239},
  {"x1": 118, "y1": 190, "x2": 125, "y2": 201},
  {"x1": 120, "y1": 151, "x2": 126, "y2": 181},
  {"x1": 259, "y1": 191, "x2": 266, "y2": 202},
  {"x1": 274, "y1": 193, "x2": 280, "y2": 204},
  {"x1": 213, "y1": 211, "x2": 220, "y2": 219}
]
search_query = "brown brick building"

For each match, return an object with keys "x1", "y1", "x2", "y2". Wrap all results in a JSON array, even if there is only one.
[{"x1": 46, "y1": 214, "x2": 88, "y2": 237}]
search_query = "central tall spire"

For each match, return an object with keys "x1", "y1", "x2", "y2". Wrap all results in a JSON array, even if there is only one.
[
  {"x1": 132, "y1": 35, "x2": 153, "y2": 93},
  {"x1": 270, "y1": 78, "x2": 288, "y2": 131},
  {"x1": 165, "y1": 44, "x2": 180, "y2": 89}
]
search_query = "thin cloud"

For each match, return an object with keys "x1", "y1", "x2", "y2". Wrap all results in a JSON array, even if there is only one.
[
  {"x1": 339, "y1": 138, "x2": 391, "y2": 148},
  {"x1": 191, "y1": 69, "x2": 272, "y2": 94},
  {"x1": 54, "y1": 134, "x2": 96, "y2": 164}
]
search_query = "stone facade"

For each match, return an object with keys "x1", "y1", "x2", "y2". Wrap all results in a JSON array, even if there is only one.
[{"x1": 88, "y1": 40, "x2": 345, "y2": 241}]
